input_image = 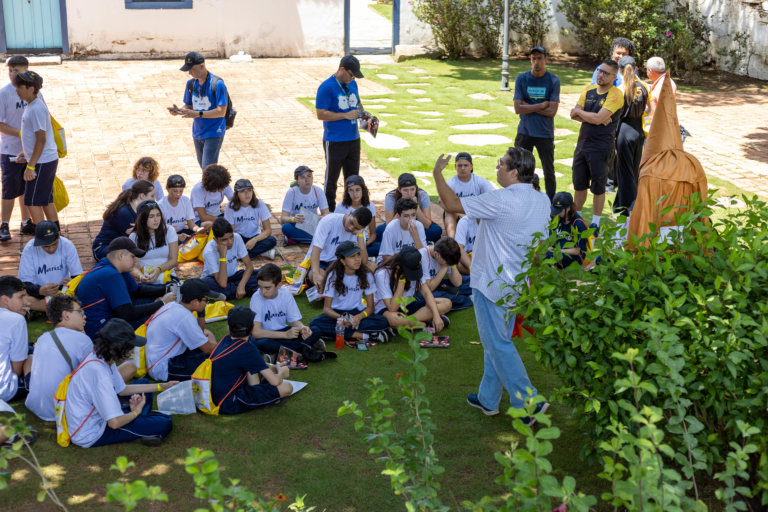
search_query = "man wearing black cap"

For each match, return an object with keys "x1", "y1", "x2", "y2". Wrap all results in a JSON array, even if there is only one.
[
  {"x1": 513, "y1": 46, "x2": 560, "y2": 201},
  {"x1": 18, "y1": 220, "x2": 83, "y2": 312},
  {"x1": 315, "y1": 55, "x2": 369, "y2": 210},
  {"x1": 77, "y1": 237, "x2": 176, "y2": 338},
  {"x1": 159, "y1": 174, "x2": 201, "y2": 241},
  {"x1": 167, "y1": 52, "x2": 229, "y2": 169},
  {"x1": 144, "y1": 279, "x2": 222, "y2": 382}
]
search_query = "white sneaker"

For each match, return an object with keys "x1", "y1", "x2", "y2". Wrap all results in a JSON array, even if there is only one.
[{"x1": 265, "y1": 248, "x2": 276, "y2": 260}]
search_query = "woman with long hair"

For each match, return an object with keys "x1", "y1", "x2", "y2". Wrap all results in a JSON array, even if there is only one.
[
  {"x1": 129, "y1": 200, "x2": 178, "y2": 284},
  {"x1": 335, "y1": 175, "x2": 378, "y2": 255},
  {"x1": 614, "y1": 56, "x2": 652, "y2": 216},
  {"x1": 92, "y1": 180, "x2": 155, "y2": 260}
]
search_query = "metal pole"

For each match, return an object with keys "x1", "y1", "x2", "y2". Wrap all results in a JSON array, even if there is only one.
[
  {"x1": 344, "y1": 0, "x2": 351, "y2": 55},
  {"x1": 392, "y1": 0, "x2": 401, "y2": 54},
  {"x1": 500, "y1": 0, "x2": 510, "y2": 91}
]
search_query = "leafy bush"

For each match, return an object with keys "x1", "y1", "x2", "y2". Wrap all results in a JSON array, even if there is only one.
[
  {"x1": 558, "y1": 0, "x2": 712, "y2": 79},
  {"x1": 412, "y1": 0, "x2": 472, "y2": 59},
  {"x1": 516, "y1": 194, "x2": 768, "y2": 509},
  {"x1": 465, "y1": 0, "x2": 505, "y2": 58},
  {"x1": 508, "y1": 0, "x2": 552, "y2": 50}
]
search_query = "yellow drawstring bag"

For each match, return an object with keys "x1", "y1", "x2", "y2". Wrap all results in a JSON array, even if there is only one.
[{"x1": 191, "y1": 337, "x2": 248, "y2": 415}]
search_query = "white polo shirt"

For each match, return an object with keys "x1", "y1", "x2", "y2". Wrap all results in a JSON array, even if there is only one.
[{"x1": 145, "y1": 302, "x2": 208, "y2": 381}]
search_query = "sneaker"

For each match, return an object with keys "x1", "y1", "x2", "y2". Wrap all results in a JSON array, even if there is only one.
[
  {"x1": 590, "y1": 223, "x2": 600, "y2": 238},
  {"x1": 0, "y1": 223, "x2": 10, "y2": 242},
  {"x1": 139, "y1": 435, "x2": 163, "y2": 447},
  {"x1": 20, "y1": 220, "x2": 35, "y2": 235},
  {"x1": 2, "y1": 427, "x2": 38, "y2": 448},
  {"x1": 313, "y1": 339, "x2": 326, "y2": 352},
  {"x1": 369, "y1": 331, "x2": 389, "y2": 345},
  {"x1": 284, "y1": 237, "x2": 297, "y2": 246},
  {"x1": 520, "y1": 401, "x2": 550, "y2": 427},
  {"x1": 439, "y1": 315, "x2": 450, "y2": 330},
  {"x1": 466, "y1": 393, "x2": 499, "y2": 416},
  {"x1": 264, "y1": 248, "x2": 276, "y2": 260}
]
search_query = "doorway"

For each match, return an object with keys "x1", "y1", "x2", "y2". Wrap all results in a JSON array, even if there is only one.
[
  {"x1": 0, "y1": 0, "x2": 69, "y2": 53},
  {"x1": 346, "y1": 0, "x2": 398, "y2": 55}
]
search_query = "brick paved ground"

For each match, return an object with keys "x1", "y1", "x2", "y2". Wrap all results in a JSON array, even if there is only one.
[{"x1": 0, "y1": 58, "x2": 765, "y2": 276}]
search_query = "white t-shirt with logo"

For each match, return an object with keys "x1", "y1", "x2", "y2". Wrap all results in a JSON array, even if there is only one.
[
  {"x1": 455, "y1": 216, "x2": 479, "y2": 253},
  {"x1": 0, "y1": 308, "x2": 28, "y2": 402},
  {"x1": 158, "y1": 195, "x2": 195, "y2": 232},
  {"x1": 18, "y1": 236, "x2": 83, "y2": 287},
  {"x1": 224, "y1": 201, "x2": 272, "y2": 239},
  {"x1": 21, "y1": 97, "x2": 58, "y2": 164},
  {"x1": 384, "y1": 189, "x2": 431, "y2": 213},
  {"x1": 308, "y1": 213, "x2": 361, "y2": 263},
  {"x1": 323, "y1": 270, "x2": 376, "y2": 311},
  {"x1": 447, "y1": 174, "x2": 496, "y2": 199},
  {"x1": 378, "y1": 219, "x2": 426, "y2": 262},
  {"x1": 372, "y1": 267, "x2": 422, "y2": 314},
  {"x1": 420, "y1": 247, "x2": 451, "y2": 282},
  {"x1": 281, "y1": 185, "x2": 328, "y2": 216},
  {"x1": 122, "y1": 178, "x2": 164, "y2": 201},
  {"x1": 145, "y1": 302, "x2": 208, "y2": 381},
  {"x1": 202, "y1": 233, "x2": 248, "y2": 278},
  {"x1": 190, "y1": 182, "x2": 234, "y2": 219},
  {"x1": 249, "y1": 287, "x2": 302, "y2": 331},
  {"x1": 129, "y1": 229, "x2": 179, "y2": 283},
  {"x1": 334, "y1": 202, "x2": 376, "y2": 218},
  {"x1": 25, "y1": 327, "x2": 93, "y2": 422},
  {"x1": 66, "y1": 352, "x2": 126, "y2": 448},
  {"x1": 0, "y1": 84, "x2": 45, "y2": 156}
]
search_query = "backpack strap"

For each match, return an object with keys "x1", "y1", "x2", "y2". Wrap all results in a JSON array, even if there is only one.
[
  {"x1": 146, "y1": 337, "x2": 182, "y2": 373},
  {"x1": 210, "y1": 74, "x2": 219, "y2": 104},
  {"x1": 208, "y1": 337, "x2": 250, "y2": 408},
  {"x1": 64, "y1": 353, "x2": 105, "y2": 443},
  {"x1": 50, "y1": 330, "x2": 74, "y2": 372}
]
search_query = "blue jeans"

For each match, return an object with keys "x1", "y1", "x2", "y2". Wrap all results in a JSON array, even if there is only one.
[
  {"x1": 90, "y1": 379, "x2": 172, "y2": 447},
  {"x1": 203, "y1": 269, "x2": 260, "y2": 300},
  {"x1": 281, "y1": 222, "x2": 313, "y2": 244},
  {"x1": 250, "y1": 327, "x2": 312, "y2": 355},
  {"x1": 193, "y1": 136, "x2": 224, "y2": 170},
  {"x1": 473, "y1": 289, "x2": 536, "y2": 410},
  {"x1": 425, "y1": 222, "x2": 443, "y2": 243},
  {"x1": 243, "y1": 235, "x2": 277, "y2": 259},
  {"x1": 306, "y1": 308, "x2": 389, "y2": 346}
]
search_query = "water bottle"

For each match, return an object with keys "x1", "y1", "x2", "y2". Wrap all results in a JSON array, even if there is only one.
[{"x1": 335, "y1": 317, "x2": 345, "y2": 350}]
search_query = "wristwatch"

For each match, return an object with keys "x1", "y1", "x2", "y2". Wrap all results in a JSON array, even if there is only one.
[{"x1": 198, "y1": 111, "x2": 203, "y2": 118}]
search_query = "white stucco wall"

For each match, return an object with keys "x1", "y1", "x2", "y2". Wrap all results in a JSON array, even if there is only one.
[
  {"x1": 65, "y1": 0, "x2": 345, "y2": 58},
  {"x1": 397, "y1": 1, "x2": 434, "y2": 47},
  {"x1": 695, "y1": 0, "x2": 768, "y2": 79}
]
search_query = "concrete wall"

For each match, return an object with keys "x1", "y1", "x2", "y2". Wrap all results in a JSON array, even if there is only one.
[{"x1": 65, "y1": 0, "x2": 344, "y2": 58}]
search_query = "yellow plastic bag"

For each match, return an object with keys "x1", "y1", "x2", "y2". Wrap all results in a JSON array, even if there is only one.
[
  {"x1": 284, "y1": 257, "x2": 311, "y2": 295},
  {"x1": 192, "y1": 337, "x2": 248, "y2": 415},
  {"x1": 54, "y1": 358, "x2": 102, "y2": 447},
  {"x1": 53, "y1": 176, "x2": 69, "y2": 211},
  {"x1": 204, "y1": 301, "x2": 234, "y2": 324},
  {"x1": 50, "y1": 115, "x2": 67, "y2": 158},
  {"x1": 178, "y1": 229, "x2": 213, "y2": 263}
]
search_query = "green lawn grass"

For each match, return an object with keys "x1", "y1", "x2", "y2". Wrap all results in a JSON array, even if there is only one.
[{"x1": 368, "y1": 2, "x2": 393, "y2": 22}]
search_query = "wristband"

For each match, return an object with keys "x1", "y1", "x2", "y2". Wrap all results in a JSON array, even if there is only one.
[
  {"x1": 26, "y1": 165, "x2": 35, "y2": 171},
  {"x1": 219, "y1": 258, "x2": 227, "y2": 262},
  {"x1": 362, "y1": 311, "x2": 368, "y2": 318},
  {"x1": 17, "y1": 130, "x2": 21, "y2": 137},
  {"x1": 451, "y1": 265, "x2": 456, "y2": 269},
  {"x1": 398, "y1": 278, "x2": 406, "y2": 284},
  {"x1": 131, "y1": 410, "x2": 138, "y2": 419},
  {"x1": 290, "y1": 217, "x2": 295, "y2": 223},
  {"x1": 157, "y1": 383, "x2": 163, "y2": 392},
  {"x1": 357, "y1": 233, "x2": 364, "y2": 237}
]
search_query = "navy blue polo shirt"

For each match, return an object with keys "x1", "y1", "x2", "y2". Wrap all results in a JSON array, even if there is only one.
[
  {"x1": 77, "y1": 257, "x2": 138, "y2": 338},
  {"x1": 211, "y1": 335, "x2": 270, "y2": 414},
  {"x1": 183, "y1": 73, "x2": 228, "y2": 140},
  {"x1": 315, "y1": 75, "x2": 360, "y2": 142},
  {"x1": 92, "y1": 205, "x2": 136, "y2": 249}
]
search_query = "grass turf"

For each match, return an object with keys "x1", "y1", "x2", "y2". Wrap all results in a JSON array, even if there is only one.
[{"x1": 368, "y1": 2, "x2": 393, "y2": 22}]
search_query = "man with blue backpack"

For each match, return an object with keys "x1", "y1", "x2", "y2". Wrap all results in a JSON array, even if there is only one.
[{"x1": 167, "y1": 52, "x2": 235, "y2": 169}]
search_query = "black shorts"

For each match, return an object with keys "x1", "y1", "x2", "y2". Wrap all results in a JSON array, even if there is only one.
[
  {"x1": 1, "y1": 154, "x2": 26, "y2": 200},
  {"x1": 24, "y1": 159, "x2": 58, "y2": 207},
  {"x1": 572, "y1": 149, "x2": 613, "y2": 195}
]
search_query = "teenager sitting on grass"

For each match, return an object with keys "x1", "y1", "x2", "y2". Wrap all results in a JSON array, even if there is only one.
[
  {"x1": 442, "y1": 152, "x2": 495, "y2": 238},
  {"x1": 158, "y1": 174, "x2": 204, "y2": 242},
  {"x1": 419, "y1": 238, "x2": 473, "y2": 311},
  {"x1": 0, "y1": 276, "x2": 31, "y2": 402},
  {"x1": 379, "y1": 172, "x2": 442, "y2": 243},
  {"x1": 306, "y1": 241, "x2": 389, "y2": 346},
  {"x1": 122, "y1": 156, "x2": 164, "y2": 200},
  {"x1": 454, "y1": 215, "x2": 478, "y2": 276},
  {"x1": 201, "y1": 217, "x2": 259, "y2": 299},
  {"x1": 63, "y1": 318, "x2": 177, "y2": 448},
  {"x1": 191, "y1": 164, "x2": 233, "y2": 225},
  {"x1": 373, "y1": 246, "x2": 451, "y2": 333},
  {"x1": 280, "y1": 165, "x2": 329, "y2": 245},
  {"x1": 224, "y1": 178, "x2": 277, "y2": 260},
  {"x1": 209, "y1": 306, "x2": 293, "y2": 415},
  {"x1": 129, "y1": 200, "x2": 179, "y2": 285},
  {"x1": 546, "y1": 191, "x2": 589, "y2": 268},
  {"x1": 92, "y1": 180, "x2": 155, "y2": 260},
  {"x1": 334, "y1": 175, "x2": 378, "y2": 256},
  {"x1": 377, "y1": 197, "x2": 426, "y2": 265}
]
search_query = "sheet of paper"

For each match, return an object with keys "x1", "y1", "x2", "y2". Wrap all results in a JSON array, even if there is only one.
[
  {"x1": 295, "y1": 207, "x2": 320, "y2": 236},
  {"x1": 285, "y1": 380, "x2": 308, "y2": 396}
]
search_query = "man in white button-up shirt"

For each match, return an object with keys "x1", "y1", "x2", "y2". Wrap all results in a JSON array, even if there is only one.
[{"x1": 433, "y1": 148, "x2": 550, "y2": 425}]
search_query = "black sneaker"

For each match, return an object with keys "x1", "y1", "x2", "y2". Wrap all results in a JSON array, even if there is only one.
[
  {"x1": 370, "y1": 330, "x2": 389, "y2": 345},
  {"x1": 2, "y1": 427, "x2": 38, "y2": 448},
  {"x1": 139, "y1": 435, "x2": 163, "y2": 447},
  {"x1": 466, "y1": 393, "x2": 499, "y2": 416},
  {"x1": 521, "y1": 401, "x2": 550, "y2": 427},
  {"x1": 0, "y1": 223, "x2": 10, "y2": 242},
  {"x1": 20, "y1": 220, "x2": 35, "y2": 235}
]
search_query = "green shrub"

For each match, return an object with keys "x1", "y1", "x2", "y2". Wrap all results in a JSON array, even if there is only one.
[
  {"x1": 465, "y1": 0, "x2": 505, "y2": 58},
  {"x1": 516, "y1": 194, "x2": 768, "y2": 509},
  {"x1": 508, "y1": 0, "x2": 552, "y2": 50},
  {"x1": 412, "y1": 0, "x2": 471, "y2": 59}
]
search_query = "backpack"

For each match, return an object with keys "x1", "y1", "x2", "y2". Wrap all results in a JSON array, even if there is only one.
[
  {"x1": 132, "y1": 308, "x2": 179, "y2": 378},
  {"x1": 54, "y1": 352, "x2": 102, "y2": 447},
  {"x1": 50, "y1": 115, "x2": 67, "y2": 158},
  {"x1": 187, "y1": 75, "x2": 236, "y2": 130},
  {"x1": 191, "y1": 336, "x2": 249, "y2": 416}
]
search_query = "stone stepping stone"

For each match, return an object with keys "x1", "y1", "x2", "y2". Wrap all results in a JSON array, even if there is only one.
[
  {"x1": 447, "y1": 86, "x2": 459, "y2": 90},
  {"x1": 367, "y1": 98, "x2": 395, "y2": 102},
  {"x1": 448, "y1": 134, "x2": 512, "y2": 146},
  {"x1": 469, "y1": 93, "x2": 495, "y2": 100},
  {"x1": 399, "y1": 129, "x2": 436, "y2": 135},
  {"x1": 555, "y1": 158, "x2": 573, "y2": 166},
  {"x1": 388, "y1": 157, "x2": 400, "y2": 162},
  {"x1": 362, "y1": 132, "x2": 409, "y2": 149},
  {"x1": 451, "y1": 123, "x2": 507, "y2": 130},
  {"x1": 376, "y1": 74, "x2": 398, "y2": 79},
  {"x1": 424, "y1": 119, "x2": 442, "y2": 122},
  {"x1": 554, "y1": 128, "x2": 576, "y2": 136},
  {"x1": 415, "y1": 111, "x2": 443, "y2": 116},
  {"x1": 395, "y1": 83, "x2": 430, "y2": 86},
  {"x1": 379, "y1": 113, "x2": 396, "y2": 117},
  {"x1": 378, "y1": 120, "x2": 388, "y2": 127},
  {"x1": 412, "y1": 171, "x2": 431, "y2": 177},
  {"x1": 535, "y1": 169, "x2": 565, "y2": 178},
  {"x1": 409, "y1": 68, "x2": 428, "y2": 74},
  {"x1": 365, "y1": 104, "x2": 387, "y2": 109},
  {"x1": 401, "y1": 120, "x2": 417, "y2": 126},
  {"x1": 715, "y1": 196, "x2": 746, "y2": 208},
  {"x1": 456, "y1": 109, "x2": 489, "y2": 118},
  {"x1": 363, "y1": 65, "x2": 382, "y2": 69},
  {"x1": 415, "y1": 98, "x2": 432, "y2": 102},
  {"x1": 407, "y1": 89, "x2": 426, "y2": 95}
]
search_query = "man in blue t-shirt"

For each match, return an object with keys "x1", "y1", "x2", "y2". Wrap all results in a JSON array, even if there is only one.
[
  {"x1": 76, "y1": 237, "x2": 175, "y2": 339},
  {"x1": 315, "y1": 55, "x2": 369, "y2": 212},
  {"x1": 589, "y1": 37, "x2": 635, "y2": 87},
  {"x1": 167, "y1": 52, "x2": 228, "y2": 170},
  {"x1": 513, "y1": 46, "x2": 560, "y2": 202}
]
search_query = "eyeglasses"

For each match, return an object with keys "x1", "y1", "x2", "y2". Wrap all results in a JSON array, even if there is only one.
[
  {"x1": 65, "y1": 309, "x2": 85, "y2": 316},
  {"x1": 596, "y1": 69, "x2": 615, "y2": 76}
]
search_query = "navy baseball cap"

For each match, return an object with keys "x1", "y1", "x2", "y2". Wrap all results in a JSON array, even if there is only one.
[
  {"x1": 107, "y1": 237, "x2": 146, "y2": 258},
  {"x1": 234, "y1": 178, "x2": 253, "y2": 191},
  {"x1": 528, "y1": 46, "x2": 548, "y2": 56},
  {"x1": 455, "y1": 152, "x2": 473, "y2": 164},
  {"x1": 345, "y1": 175, "x2": 365, "y2": 188},
  {"x1": 166, "y1": 174, "x2": 186, "y2": 188},
  {"x1": 398, "y1": 173, "x2": 417, "y2": 188},
  {"x1": 33, "y1": 221, "x2": 59, "y2": 247},
  {"x1": 180, "y1": 51, "x2": 205, "y2": 71},
  {"x1": 100, "y1": 318, "x2": 147, "y2": 347},
  {"x1": 340, "y1": 55, "x2": 363, "y2": 78},
  {"x1": 228, "y1": 305, "x2": 255, "y2": 336},
  {"x1": 619, "y1": 56, "x2": 637, "y2": 68},
  {"x1": 294, "y1": 165, "x2": 313, "y2": 180},
  {"x1": 335, "y1": 241, "x2": 361, "y2": 258},
  {"x1": 399, "y1": 246, "x2": 423, "y2": 282},
  {"x1": 551, "y1": 191, "x2": 574, "y2": 217}
]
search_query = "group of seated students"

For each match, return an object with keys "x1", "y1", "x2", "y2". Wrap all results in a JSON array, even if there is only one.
[{"x1": 0, "y1": 150, "x2": 567, "y2": 450}]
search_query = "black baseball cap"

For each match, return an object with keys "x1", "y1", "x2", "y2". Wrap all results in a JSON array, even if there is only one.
[
  {"x1": 340, "y1": 55, "x2": 364, "y2": 78},
  {"x1": 294, "y1": 165, "x2": 313, "y2": 180},
  {"x1": 33, "y1": 221, "x2": 59, "y2": 247},
  {"x1": 180, "y1": 51, "x2": 205, "y2": 71},
  {"x1": 529, "y1": 46, "x2": 548, "y2": 56},
  {"x1": 179, "y1": 278, "x2": 226, "y2": 303},
  {"x1": 234, "y1": 178, "x2": 253, "y2": 191},
  {"x1": 345, "y1": 175, "x2": 365, "y2": 188},
  {"x1": 137, "y1": 200, "x2": 160, "y2": 215},
  {"x1": 399, "y1": 246, "x2": 423, "y2": 282},
  {"x1": 228, "y1": 305, "x2": 255, "y2": 336},
  {"x1": 107, "y1": 236, "x2": 146, "y2": 257},
  {"x1": 551, "y1": 191, "x2": 574, "y2": 217},
  {"x1": 335, "y1": 241, "x2": 361, "y2": 258},
  {"x1": 166, "y1": 174, "x2": 186, "y2": 188},
  {"x1": 455, "y1": 152, "x2": 473, "y2": 164},
  {"x1": 398, "y1": 173, "x2": 417, "y2": 188},
  {"x1": 99, "y1": 318, "x2": 146, "y2": 347},
  {"x1": 618, "y1": 55, "x2": 637, "y2": 68}
]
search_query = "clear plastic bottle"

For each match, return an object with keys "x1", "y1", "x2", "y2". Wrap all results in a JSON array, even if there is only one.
[{"x1": 335, "y1": 317, "x2": 345, "y2": 350}]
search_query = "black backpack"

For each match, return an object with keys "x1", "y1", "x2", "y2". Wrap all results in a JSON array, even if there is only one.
[{"x1": 187, "y1": 75, "x2": 236, "y2": 130}]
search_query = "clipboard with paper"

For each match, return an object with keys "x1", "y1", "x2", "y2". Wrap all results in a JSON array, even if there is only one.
[{"x1": 295, "y1": 207, "x2": 320, "y2": 236}]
